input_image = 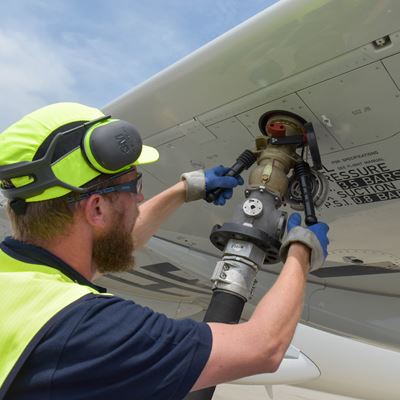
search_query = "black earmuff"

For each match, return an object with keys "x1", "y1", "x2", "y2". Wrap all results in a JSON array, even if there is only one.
[{"x1": 83, "y1": 119, "x2": 143, "y2": 173}]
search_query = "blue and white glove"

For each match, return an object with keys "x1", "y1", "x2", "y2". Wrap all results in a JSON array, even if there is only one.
[
  {"x1": 279, "y1": 212, "x2": 329, "y2": 271},
  {"x1": 180, "y1": 165, "x2": 243, "y2": 205},
  {"x1": 205, "y1": 165, "x2": 244, "y2": 205}
]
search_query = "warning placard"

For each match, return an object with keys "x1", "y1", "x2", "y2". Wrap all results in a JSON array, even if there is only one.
[{"x1": 321, "y1": 144, "x2": 400, "y2": 209}]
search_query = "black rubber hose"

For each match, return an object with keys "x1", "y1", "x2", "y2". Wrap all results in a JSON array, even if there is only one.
[
  {"x1": 185, "y1": 387, "x2": 216, "y2": 400},
  {"x1": 184, "y1": 291, "x2": 246, "y2": 400},
  {"x1": 203, "y1": 290, "x2": 245, "y2": 323}
]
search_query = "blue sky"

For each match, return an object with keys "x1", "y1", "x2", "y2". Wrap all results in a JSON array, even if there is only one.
[{"x1": 0, "y1": 0, "x2": 277, "y2": 130}]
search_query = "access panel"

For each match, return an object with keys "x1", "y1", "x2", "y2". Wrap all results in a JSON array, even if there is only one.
[{"x1": 298, "y1": 61, "x2": 400, "y2": 148}]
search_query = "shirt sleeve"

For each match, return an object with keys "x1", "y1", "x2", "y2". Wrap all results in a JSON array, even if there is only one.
[{"x1": 51, "y1": 295, "x2": 212, "y2": 400}]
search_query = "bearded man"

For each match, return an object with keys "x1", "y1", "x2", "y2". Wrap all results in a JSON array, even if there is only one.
[{"x1": 0, "y1": 103, "x2": 329, "y2": 400}]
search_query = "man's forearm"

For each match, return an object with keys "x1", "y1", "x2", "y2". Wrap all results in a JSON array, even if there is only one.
[
  {"x1": 248, "y1": 242, "x2": 310, "y2": 362},
  {"x1": 194, "y1": 243, "x2": 311, "y2": 389},
  {"x1": 132, "y1": 181, "x2": 186, "y2": 249}
]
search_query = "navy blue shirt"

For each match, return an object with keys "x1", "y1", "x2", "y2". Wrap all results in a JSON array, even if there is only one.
[{"x1": 2, "y1": 238, "x2": 212, "y2": 400}]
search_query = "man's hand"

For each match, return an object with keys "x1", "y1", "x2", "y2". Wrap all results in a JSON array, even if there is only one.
[
  {"x1": 205, "y1": 165, "x2": 244, "y2": 205},
  {"x1": 280, "y1": 212, "x2": 329, "y2": 271},
  {"x1": 180, "y1": 165, "x2": 243, "y2": 204}
]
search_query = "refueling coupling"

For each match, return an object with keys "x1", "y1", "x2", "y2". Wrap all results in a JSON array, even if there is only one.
[
  {"x1": 208, "y1": 110, "x2": 327, "y2": 303},
  {"x1": 254, "y1": 110, "x2": 326, "y2": 225},
  {"x1": 251, "y1": 111, "x2": 306, "y2": 199}
]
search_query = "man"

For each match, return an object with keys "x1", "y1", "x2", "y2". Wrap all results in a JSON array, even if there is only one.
[{"x1": 0, "y1": 103, "x2": 329, "y2": 399}]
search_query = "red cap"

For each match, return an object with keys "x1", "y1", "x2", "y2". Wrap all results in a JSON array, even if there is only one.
[{"x1": 267, "y1": 121, "x2": 286, "y2": 136}]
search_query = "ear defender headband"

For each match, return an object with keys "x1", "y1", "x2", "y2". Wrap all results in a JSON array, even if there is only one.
[{"x1": 0, "y1": 115, "x2": 146, "y2": 211}]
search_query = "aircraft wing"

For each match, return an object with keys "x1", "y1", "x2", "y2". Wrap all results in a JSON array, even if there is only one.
[{"x1": 100, "y1": 1, "x2": 400, "y2": 398}]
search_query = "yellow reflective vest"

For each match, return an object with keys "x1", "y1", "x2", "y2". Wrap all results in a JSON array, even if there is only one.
[{"x1": 0, "y1": 246, "x2": 105, "y2": 398}]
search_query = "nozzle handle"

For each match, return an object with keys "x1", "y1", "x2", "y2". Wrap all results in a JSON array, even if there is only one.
[
  {"x1": 294, "y1": 161, "x2": 318, "y2": 226},
  {"x1": 205, "y1": 150, "x2": 257, "y2": 203}
]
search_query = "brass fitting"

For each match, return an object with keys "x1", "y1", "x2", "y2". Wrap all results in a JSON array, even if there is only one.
[{"x1": 249, "y1": 114, "x2": 304, "y2": 198}]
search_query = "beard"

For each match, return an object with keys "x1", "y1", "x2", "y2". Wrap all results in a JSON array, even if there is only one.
[{"x1": 92, "y1": 208, "x2": 135, "y2": 274}]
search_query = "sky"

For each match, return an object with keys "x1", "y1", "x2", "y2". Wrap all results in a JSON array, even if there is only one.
[{"x1": 0, "y1": 0, "x2": 277, "y2": 130}]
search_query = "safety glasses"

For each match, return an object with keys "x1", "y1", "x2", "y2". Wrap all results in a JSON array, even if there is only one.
[{"x1": 67, "y1": 172, "x2": 142, "y2": 203}]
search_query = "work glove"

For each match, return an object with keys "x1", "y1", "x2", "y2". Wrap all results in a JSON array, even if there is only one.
[
  {"x1": 279, "y1": 212, "x2": 329, "y2": 271},
  {"x1": 180, "y1": 165, "x2": 244, "y2": 205}
]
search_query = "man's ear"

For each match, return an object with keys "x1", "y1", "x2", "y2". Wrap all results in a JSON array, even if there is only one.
[{"x1": 81, "y1": 194, "x2": 111, "y2": 229}]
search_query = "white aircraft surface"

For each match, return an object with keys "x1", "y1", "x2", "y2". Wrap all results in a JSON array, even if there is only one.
[{"x1": 1, "y1": 0, "x2": 400, "y2": 399}]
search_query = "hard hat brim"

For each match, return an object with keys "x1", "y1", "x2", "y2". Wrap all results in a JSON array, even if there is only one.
[{"x1": 134, "y1": 145, "x2": 159, "y2": 165}]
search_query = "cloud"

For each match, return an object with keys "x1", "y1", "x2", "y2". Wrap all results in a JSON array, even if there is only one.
[
  {"x1": 0, "y1": 28, "x2": 76, "y2": 129},
  {"x1": 0, "y1": 0, "x2": 276, "y2": 130},
  {"x1": 0, "y1": 2, "x2": 201, "y2": 129}
]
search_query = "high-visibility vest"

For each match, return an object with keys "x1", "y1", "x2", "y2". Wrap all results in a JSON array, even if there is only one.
[{"x1": 0, "y1": 247, "x2": 108, "y2": 398}]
